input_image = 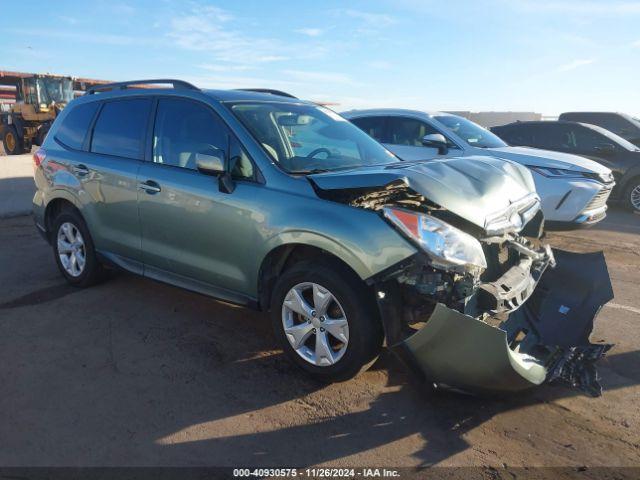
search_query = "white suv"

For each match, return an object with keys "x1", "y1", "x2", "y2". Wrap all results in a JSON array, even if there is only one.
[{"x1": 343, "y1": 109, "x2": 615, "y2": 229}]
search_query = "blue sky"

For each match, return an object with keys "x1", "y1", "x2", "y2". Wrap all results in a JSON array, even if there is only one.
[{"x1": 2, "y1": 0, "x2": 639, "y2": 116}]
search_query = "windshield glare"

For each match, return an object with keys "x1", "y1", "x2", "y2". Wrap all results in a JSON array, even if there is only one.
[
  {"x1": 434, "y1": 115, "x2": 507, "y2": 148},
  {"x1": 229, "y1": 102, "x2": 397, "y2": 173},
  {"x1": 33, "y1": 78, "x2": 74, "y2": 104},
  {"x1": 588, "y1": 124, "x2": 640, "y2": 151}
]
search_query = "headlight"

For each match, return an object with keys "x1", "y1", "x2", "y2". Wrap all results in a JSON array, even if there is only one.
[
  {"x1": 527, "y1": 166, "x2": 591, "y2": 179},
  {"x1": 383, "y1": 207, "x2": 487, "y2": 273}
]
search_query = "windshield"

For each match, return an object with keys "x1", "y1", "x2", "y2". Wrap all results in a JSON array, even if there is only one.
[
  {"x1": 228, "y1": 102, "x2": 397, "y2": 173},
  {"x1": 587, "y1": 123, "x2": 640, "y2": 151},
  {"x1": 434, "y1": 115, "x2": 507, "y2": 148},
  {"x1": 626, "y1": 114, "x2": 640, "y2": 129},
  {"x1": 30, "y1": 78, "x2": 74, "y2": 105}
]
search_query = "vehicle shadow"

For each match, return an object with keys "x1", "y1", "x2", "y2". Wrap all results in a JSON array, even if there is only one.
[
  {"x1": 2, "y1": 265, "x2": 638, "y2": 467},
  {"x1": 152, "y1": 347, "x2": 640, "y2": 467}
]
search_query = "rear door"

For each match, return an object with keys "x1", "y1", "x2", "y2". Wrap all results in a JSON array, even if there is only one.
[
  {"x1": 137, "y1": 96, "x2": 261, "y2": 301},
  {"x1": 64, "y1": 97, "x2": 151, "y2": 271}
]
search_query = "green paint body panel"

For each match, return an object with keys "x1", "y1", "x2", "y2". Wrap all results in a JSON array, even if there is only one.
[
  {"x1": 404, "y1": 303, "x2": 547, "y2": 392},
  {"x1": 34, "y1": 88, "x2": 417, "y2": 305}
]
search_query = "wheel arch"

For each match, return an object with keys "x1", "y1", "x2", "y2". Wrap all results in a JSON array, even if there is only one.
[
  {"x1": 44, "y1": 195, "x2": 82, "y2": 242},
  {"x1": 620, "y1": 171, "x2": 640, "y2": 192},
  {"x1": 257, "y1": 242, "x2": 371, "y2": 312}
]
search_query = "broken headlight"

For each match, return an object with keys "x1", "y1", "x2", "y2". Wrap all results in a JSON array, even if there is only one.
[{"x1": 383, "y1": 207, "x2": 487, "y2": 273}]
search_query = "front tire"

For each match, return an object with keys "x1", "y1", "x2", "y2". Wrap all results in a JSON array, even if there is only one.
[
  {"x1": 624, "y1": 177, "x2": 640, "y2": 213},
  {"x1": 2, "y1": 126, "x2": 24, "y2": 155},
  {"x1": 270, "y1": 260, "x2": 383, "y2": 382},
  {"x1": 52, "y1": 208, "x2": 105, "y2": 287}
]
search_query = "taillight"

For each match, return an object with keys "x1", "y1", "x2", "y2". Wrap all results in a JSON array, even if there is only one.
[{"x1": 33, "y1": 148, "x2": 46, "y2": 167}]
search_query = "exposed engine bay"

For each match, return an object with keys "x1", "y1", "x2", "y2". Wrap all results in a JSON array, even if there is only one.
[{"x1": 311, "y1": 171, "x2": 614, "y2": 397}]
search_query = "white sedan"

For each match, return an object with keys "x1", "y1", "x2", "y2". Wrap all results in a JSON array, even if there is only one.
[{"x1": 342, "y1": 109, "x2": 614, "y2": 229}]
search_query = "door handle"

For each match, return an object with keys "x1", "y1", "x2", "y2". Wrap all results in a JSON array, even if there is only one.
[
  {"x1": 72, "y1": 164, "x2": 90, "y2": 176},
  {"x1": 138, "y1": 180, "x2": 161, "y2": 194}
]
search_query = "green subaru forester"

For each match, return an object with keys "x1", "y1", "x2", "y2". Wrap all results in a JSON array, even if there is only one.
[{"x1": 32, "y1": 80, "x2": 614, "y2": 396}]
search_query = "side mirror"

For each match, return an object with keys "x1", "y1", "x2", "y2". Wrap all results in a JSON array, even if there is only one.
[
  {"x1": 196, "y1": 148, "x2": 226, "y2": 175},
  {"x1": 421, "y1": 133, "x2": 449, "y2": 155},
  {"x1": 196, "y1": 147, "x2": 236, "y2": 193},
  {"x1": 594, "y1": 143, "x2": 616, "y2": 155}
]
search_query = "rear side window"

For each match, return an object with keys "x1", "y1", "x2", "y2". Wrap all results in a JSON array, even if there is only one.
[
  {"x1": 351, "y1": 116, "x2": 387, "y2": 143},
  {"x1": 91, "y1": 98, "x2": 151, "y2": 159},
  {"x1": 55, "y1": 102, "x2": 99, "y2": 150},
  {"x1": 495, "y1": 126, "x2": 533, "y2": 146}
]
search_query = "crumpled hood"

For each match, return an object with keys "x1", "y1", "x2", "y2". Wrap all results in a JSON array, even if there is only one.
[
  {"x1": 488, "y1": 146, "x2": 610, "y2": 174},
  {"x1": 309, "y1": 155, "x2": 537, "y2": 229}
]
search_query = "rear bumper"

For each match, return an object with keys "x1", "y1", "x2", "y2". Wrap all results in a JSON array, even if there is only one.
[
  {"x1": 32, "y1": 190, "x2": 48, "y2": 242},
  {"x1": 377, "y1": 249, "x2": 614, "y2": 396}
]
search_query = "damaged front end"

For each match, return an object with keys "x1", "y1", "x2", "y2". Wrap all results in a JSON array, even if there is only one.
[
  {"x1": 376, "y1": 247, "x2": 613, "y2": 397},
  {"x1": 309, "y1": 159, "x2": 614, "y2": 396}
]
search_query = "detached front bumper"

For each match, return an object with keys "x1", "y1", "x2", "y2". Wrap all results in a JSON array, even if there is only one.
[{"x1": 377, "y1": 249, "x2": 614, "y2": 396}]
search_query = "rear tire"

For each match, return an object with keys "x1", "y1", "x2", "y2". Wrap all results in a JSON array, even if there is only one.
[
  {"x1": 270, "y1": 259, "x2": 383, "y2": 382},
  {"x1": 52, "y1": 208, "x2": 105, "y2": 287},
  {"x1": 624, "y1": 177, "x2": 640, "y2": 213},
  {"x1": 2, "y1": 126, "x2": 24, "y2": 155}
]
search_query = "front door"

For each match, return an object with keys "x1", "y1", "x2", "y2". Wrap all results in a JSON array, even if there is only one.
[
  {"x1": 384, "y1": 116, "x2": 446, "y2": 161},
  {"x1": 137, "y1": 97, "x2": 260, "y2": 302}
]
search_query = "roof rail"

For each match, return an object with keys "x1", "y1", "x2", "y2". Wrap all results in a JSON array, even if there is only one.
[
  {"x1": 87, "y1": 79, "x2": 199, "y2": 95},
  {"x1": 236, "y1": 88, "x2": 297, "y2": 99}
]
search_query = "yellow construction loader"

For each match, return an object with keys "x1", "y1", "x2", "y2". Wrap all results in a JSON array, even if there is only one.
[{"x1": 1, "y1": 72, "x2": 76, "y2": 154}]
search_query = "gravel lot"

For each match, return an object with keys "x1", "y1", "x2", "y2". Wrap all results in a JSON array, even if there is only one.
[{"x1": 0, "y1": 158, "x2": 638, "y2": 471}]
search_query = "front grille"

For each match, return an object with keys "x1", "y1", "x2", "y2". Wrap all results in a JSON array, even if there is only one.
[{"x1": 583, "y1": 187, "x2": 612, "y2": 212}]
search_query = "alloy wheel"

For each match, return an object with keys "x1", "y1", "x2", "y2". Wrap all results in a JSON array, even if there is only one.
[
  {"x1": 631, "y1": 184, "x2": 640, "y2": 211},
  {"x1": 281, "y1": 282, "x2": 349, "y2": 366},
  {"x1": 57, "y1": 222, "x2": 86, "y2": 277}
]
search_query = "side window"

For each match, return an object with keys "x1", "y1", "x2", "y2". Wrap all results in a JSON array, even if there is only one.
[
  {"x1": 569, "y1": 126, "x2": 609, "y2": 151},
  {"x1": 91, "y1": 99, "x2": 151, "y2": 159},
  {"x1": 55, "y1": 102, "x2": 99, "y2": 150},
  {"x1": 387, "y1": 117, "x2": 443, "y2": 146},
  {"x1": 532, "y1": 125, "x2": 571, "y2": 150},
  {"x1": 351, "y1": 116, "x2": 387, "y2": 143},
  {"x1": 152, "y1": 98, "x2": 227, "y2": 170},
  {"x1": 500, "y1": 127, "x2": 531, "y2": 146},
  {"x1": 598, "y1": 114, "x2": 632, "y2": 135}
]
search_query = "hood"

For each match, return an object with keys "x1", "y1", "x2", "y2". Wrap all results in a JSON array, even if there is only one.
[
  {"x1": 488, "y1": 146, "x2": 611, "y2": 174},
  {"x1": 309, "y1": 155, "x2": 537, "y2": 229}
]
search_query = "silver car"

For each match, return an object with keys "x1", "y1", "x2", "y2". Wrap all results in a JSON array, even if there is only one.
[{"x1": 343, "y1": 109, "x2": 615, "y2": 229}]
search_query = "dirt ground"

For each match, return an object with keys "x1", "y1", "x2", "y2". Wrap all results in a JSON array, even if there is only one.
[{"x1": 0, "y1": 209, "x2": 638, "y2": 471}]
